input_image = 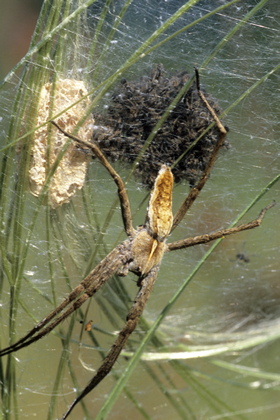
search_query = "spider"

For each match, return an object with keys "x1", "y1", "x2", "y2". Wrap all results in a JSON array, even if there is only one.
[{"x1": 0, "y1": 70, "x2": 274, "y2": 419}]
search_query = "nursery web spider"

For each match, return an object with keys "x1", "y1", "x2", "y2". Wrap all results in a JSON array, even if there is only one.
[{"x1": 0, "y1": 70, "x2": 274, "y2": 419}]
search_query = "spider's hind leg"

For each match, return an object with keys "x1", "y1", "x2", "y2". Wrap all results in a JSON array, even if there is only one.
[{"x1": 61, "y1": 265, "x2": 160, "y2": 420}]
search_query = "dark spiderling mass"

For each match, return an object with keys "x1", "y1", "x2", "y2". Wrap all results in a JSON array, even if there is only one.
[{"x1": 93, "y1": 65, "x2": 227, "y2": 188}]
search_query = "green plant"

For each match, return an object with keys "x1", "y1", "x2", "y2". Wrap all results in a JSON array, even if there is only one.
[{"x1": 0, "y1": 1, "x2": 279, "y2": 419}]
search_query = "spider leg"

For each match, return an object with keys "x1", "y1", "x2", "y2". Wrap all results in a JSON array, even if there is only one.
[
  {"x1": 171, "y1": 69, "x2": 228, "y2": 232},
  {"x1": 0, "y1": 240, "x2": 132, "y2": 357},
  {"x1": 51, "y1": 121, "x2": 135, "y2": 237},
  {"x1": 168, "y1": 202, "x2": 275, "y2": 251},
  {"x1": 61, "y1": 265, "x2": 160, "y2": 420}
]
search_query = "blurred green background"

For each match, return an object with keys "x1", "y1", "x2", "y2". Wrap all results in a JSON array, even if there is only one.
[{"x1": 0, "y1": 0, "x2": 43, "y2": 79}]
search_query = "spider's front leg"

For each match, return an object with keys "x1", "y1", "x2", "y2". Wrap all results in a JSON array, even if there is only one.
[
  {"x1": 171, "y1": 68, "x2": 228, "y2": 231},
  {"x1": 51, "y1": 120, "x2": 134, "y2": 236}
]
